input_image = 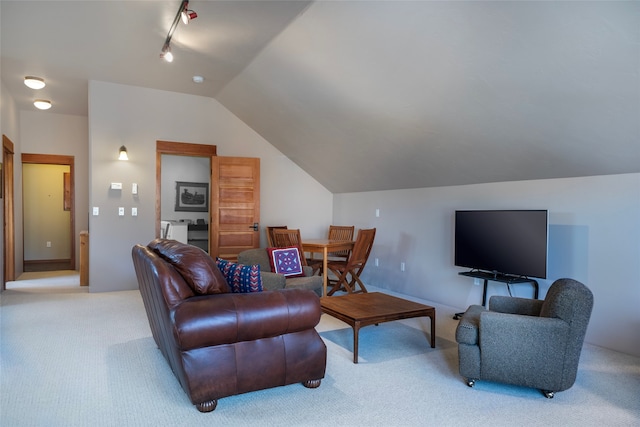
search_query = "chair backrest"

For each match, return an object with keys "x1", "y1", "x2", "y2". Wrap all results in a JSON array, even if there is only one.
[
  {"x1": 345, "y1": 228, "x2": 376, "y2": 270},
  {"x1": 237, "y1": 248, "x2": 272, "y2": 272},
  {"x1": 327, "y1": 225, "x2": 355, "y2": 259},
  {"x1": 540, "y1": 278, "x2": 594, "y2": 359},
  {"x1": 266, "y1": 226, "x2": 288, "y2": 247},
  {"x1": 272, "y1": 228, "x2": 308, "y2": 266}
]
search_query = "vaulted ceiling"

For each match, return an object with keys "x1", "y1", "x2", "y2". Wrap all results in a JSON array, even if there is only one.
[{"x1": 2, "y1": 1, "x2": 638, "y2": 193}]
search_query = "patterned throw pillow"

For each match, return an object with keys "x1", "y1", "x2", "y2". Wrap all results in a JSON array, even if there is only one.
[
  {"x1": 267, "y1": 247, "x2": 305, "y2": 278},
  {"x1": 216, "y1": 258, "x2": 263, "y2": 293}
]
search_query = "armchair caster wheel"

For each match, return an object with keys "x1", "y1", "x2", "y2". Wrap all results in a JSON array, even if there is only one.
[
  {"x1": 542, "y1": 390, "x2": 555, "y2": 399},
  {"x1": 466, "y1": 379, "x2": 476, "y2": 388}
]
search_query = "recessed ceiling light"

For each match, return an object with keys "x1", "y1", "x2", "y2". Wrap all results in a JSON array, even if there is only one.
[
  {"x1": 33, "y1": 99, "x2": 52, "y2": 110},
  {"x1": 24, "y1": 76, "x2": 46, "y2": 90},
  {"x1": 192, "y1": 75, "x2": 204, "y2": 84}
]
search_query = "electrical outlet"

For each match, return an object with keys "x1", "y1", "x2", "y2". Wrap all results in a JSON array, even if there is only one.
[
  {"x1": 474, "y1": 278, "x2": 481, "y2": 286},
  {"x1": 132, "y1": 183, "x2": 138, "y2": 194},
  {"x1": 131, "y1": 207, "x2": 138, "y2": 216},
  {"x1": 400, "y1": 262, "x2": 405, "y2": 272},
  {"x1": 92, "y1": 207, "x2": 99, "y2": 216},
  {"x1": 118, "y1": 207, "x2": 125, "y2": 216},
  {"x1": 46, "y1": 241, "x2": 51, "y2": 248},
  {"x1": 375, "y1": 208, "x2": 380, "y2": 217}
]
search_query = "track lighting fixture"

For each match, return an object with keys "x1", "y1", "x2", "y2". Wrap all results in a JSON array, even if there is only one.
[
  {"x1": 24, "y1": 76, "x2": 46, "y2": 90},
  {"x1": 160, "y1": 1, "x2": 197, "y2": 62},
  {"x1": 33, "y1": 99, "x2": 52, "y2": 110}
]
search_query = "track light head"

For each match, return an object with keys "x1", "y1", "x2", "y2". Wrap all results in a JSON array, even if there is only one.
[
  {"x1": 160, "y1": 44, "x2": 173, "y2": 63},
  {"x1": 181, "y1": 9, "x2": 197, "y2": 24}
]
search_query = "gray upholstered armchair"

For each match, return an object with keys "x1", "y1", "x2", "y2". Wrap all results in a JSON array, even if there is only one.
[
  {"x1": 238, "y1": 248, "x2": 323, "y2": 296},
  {"x1": 455, "y1": 278, "x2": 593, "y2": 398}
]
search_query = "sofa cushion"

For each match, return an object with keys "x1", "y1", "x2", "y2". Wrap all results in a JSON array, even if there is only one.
[
  {"x1": 216, "y1": 258, "x2": 263, "y2": 293},
  {"x1": 148, "y1": 239, "x2": 230, "y2": 295},
  {"x1": 267, "y1": 247, "x2": 305, "y2": 278}
]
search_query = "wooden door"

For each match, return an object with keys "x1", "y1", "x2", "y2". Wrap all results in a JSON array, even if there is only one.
[
  {"x1": 210, "y1": 157, "x2": 260, "y2": 260},
  {"x1": 3, "y1": 135, "x2": 15, "y2": 286}
]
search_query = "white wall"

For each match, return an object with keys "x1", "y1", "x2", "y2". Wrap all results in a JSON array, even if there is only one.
[
  {"x1": 334, "y1": 173, "x2": 640, "y2": 357},
  {"x1": 88, "y1": 81, "x2": 333, "y2": 292},
  {"x1": 23, "y1": 164, "x2": 71, "y2": 260},
  {"x1": 160, "y1": 155, "x2": 210, "y2": 224}
]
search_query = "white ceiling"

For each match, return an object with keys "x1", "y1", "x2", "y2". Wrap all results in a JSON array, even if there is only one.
[{"x1": 2, "y1": 1, "x2": 639, "y2": 193}]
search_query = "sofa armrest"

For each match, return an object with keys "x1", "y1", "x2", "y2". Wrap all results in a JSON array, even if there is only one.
[
  {"x1": 172, "y1": 288, "x2": 321, "y2": 351},
  {"x1": 489, "y1": 296, "x2": 544, "y2": 316}
]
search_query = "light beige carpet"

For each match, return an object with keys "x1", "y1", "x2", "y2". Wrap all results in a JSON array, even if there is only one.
[{"x1": 1, "y1": 275, "x2": 639, "y2": 426}]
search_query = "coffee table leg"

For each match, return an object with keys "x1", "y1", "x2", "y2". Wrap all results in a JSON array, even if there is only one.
[
  {"x1": 353, "y1": 322, "x2": 360, "y2": 364},
  {"x1": 430, "y1": 313, "x2": 436, "y2": 348}
]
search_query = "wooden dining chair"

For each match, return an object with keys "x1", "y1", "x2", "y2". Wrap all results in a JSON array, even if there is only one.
[
  {"x1": 272, "y1": 228, "x2": 308, "y2": 266},
  {"x1": 307, "y1": 225, "x2": 355, "y2": 275},
  {"x1": 266, "y1": 225, "x2": 288, "y2": 247},
  {"x1": 327, "y1": 228, "x2": 376, "y2": 295}
]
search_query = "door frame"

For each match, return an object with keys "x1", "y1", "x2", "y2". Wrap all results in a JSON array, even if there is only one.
[
  {"x1": 3, "y1": 135, "x2": 15, "y2": 288},
  {"x1": 155, "y1": 141, "x2": 217, "y2": 245},
  {"x1": 21, "y1": 153, "x2": 76, "y2": 271}
]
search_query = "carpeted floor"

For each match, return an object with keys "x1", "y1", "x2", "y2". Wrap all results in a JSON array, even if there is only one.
[{"x1": 1, "y1": 273, "x2": 639, "y2": 426}]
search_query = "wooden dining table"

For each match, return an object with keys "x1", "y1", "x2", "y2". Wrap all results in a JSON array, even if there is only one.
[{"x1": 302, "y1": 239, "x2": 355, "y2": 297}]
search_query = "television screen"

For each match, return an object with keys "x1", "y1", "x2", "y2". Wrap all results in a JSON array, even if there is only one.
[{"x1": 454, "y1": 210, "x2": 548, "y2": 279}]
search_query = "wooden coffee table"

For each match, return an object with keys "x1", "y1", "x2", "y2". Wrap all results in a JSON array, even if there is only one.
[{"x1": 320, "y1": 292, "x2": 436, "y2": 363}]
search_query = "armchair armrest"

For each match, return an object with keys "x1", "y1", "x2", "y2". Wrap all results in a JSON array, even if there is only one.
[
  {"x1": 173, "y1": 288, "x2": 321, "y2": 351},
  {"x1": 489, "y1": 296, "x2": 544, "y2": 316}
]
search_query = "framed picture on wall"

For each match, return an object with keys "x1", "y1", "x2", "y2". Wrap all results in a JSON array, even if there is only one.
[{"x1": 175, "y1": 181, "x2": 209, "y2": 212}]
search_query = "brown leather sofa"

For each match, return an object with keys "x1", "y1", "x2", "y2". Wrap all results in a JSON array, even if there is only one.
[{"x1": 131, "y1": 239, "x2": 326, "y2": 412}]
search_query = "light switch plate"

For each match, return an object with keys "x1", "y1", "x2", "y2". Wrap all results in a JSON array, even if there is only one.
[
  {"x1": 92, "y1": 207, "x2": 99, "y2": 216},
  {"x1": 132, "y1": 183, "x2": 138, "y2": 194},
  {"x1": 118, "y1": 207, "x2": 125, "y2": 216},
  {"x1": 131, "y1": 207, "x2": 138, "y2": 216}
]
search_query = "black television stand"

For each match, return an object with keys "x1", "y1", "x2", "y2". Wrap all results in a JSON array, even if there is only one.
[{"x1": 453, "y1": 271, "x2": 539, "y2": 320}]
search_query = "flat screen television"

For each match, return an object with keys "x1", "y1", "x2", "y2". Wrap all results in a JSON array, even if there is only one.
[{"x1": 454, "y1": 210, "x2": 548, "y2": 279}]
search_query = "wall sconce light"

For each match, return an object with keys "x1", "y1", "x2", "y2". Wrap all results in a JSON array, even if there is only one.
[
  {"x1": 33, "y1": 99, "x2": 52, "y2": 110},
  {"x1": 24, "y1": 76, "x2": 46, "y2": 90},
  {"x1": 118, "y1": 145, "x2": 129, "y2": 161}
]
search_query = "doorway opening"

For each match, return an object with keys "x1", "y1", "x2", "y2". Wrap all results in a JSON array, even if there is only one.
[{"x1": 21, "y1": 154, "x2": 75, "y2": 272}]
